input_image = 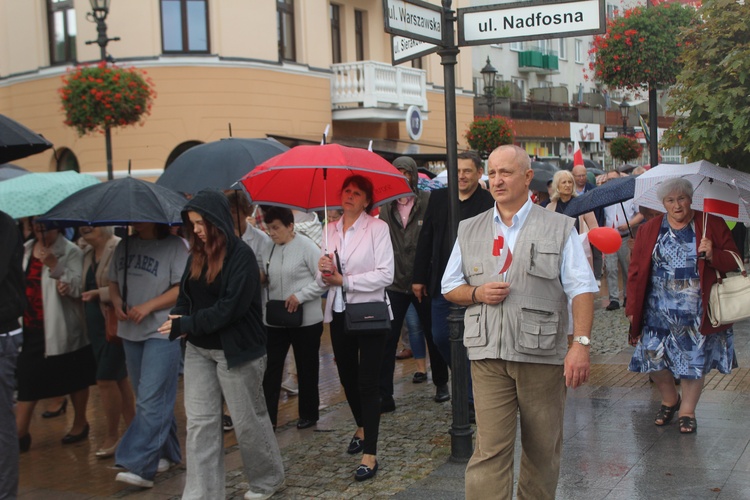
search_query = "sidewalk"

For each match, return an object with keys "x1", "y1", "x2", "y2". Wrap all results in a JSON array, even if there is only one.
[{"x1": 18, "y1": 305, "x2": 750, "y2": 499}]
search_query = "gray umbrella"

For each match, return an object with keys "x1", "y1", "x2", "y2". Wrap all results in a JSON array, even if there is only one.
[
  {"x1": 0, "y1": 114, "x2": 54, "y2": 164},
  {"x1": 0, "y1": 163, "x2": 29, "y2": 181}
]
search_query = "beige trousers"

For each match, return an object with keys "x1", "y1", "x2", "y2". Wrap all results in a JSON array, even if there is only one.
[{"x1": 465, "y1": 359, "x2": 566, "y2": 500}]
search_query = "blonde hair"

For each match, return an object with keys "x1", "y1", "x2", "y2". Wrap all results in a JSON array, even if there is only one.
[{"x1": 550, "y1": 170, "x2": 577, "y2": 202}]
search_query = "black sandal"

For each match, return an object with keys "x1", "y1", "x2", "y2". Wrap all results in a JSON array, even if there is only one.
[
  {"x1": 678, "y1": 416, "x2": 697, "y2": 434},
  {"x1": 654, "y1": 396, "x2": 681, "y2": 426}
]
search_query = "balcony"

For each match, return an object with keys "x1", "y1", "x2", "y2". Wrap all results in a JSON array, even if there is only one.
[
  {"x1": 518, "y1": 50, "x2": 560, "y2": 75},
  {"x1": 331, "y1": 61, "x2": 428, "y2": 122}
]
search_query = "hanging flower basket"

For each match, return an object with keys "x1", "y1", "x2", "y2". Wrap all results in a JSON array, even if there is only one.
[
  {"x1": 610, "y1": 136, "x2": 643, "y2": 163},
  {"x1": 59, "y1": 61, "x2": 156, "y2": 136},
  {"x1": 465, "y1": 116, "x2": 515, "y2": 158}
]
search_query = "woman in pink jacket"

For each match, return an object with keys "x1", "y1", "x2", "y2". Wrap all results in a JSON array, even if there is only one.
[{"x1": 317, "y1": 175, "x2": 394, "y2": 482}]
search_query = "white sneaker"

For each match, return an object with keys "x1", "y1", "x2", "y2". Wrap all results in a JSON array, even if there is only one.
[
  {"x1": 281, "y1": 376, "x2": 298, "y2": 396},
  {"x1": 115, "y1": 472, "x2": 153, "y2": 488},
  {"x1": 244, "y1": 481, "x2": 285, "y2": 499},
  {"x1": 157, "y1": 458, "x2": 175, "y2": 473}
]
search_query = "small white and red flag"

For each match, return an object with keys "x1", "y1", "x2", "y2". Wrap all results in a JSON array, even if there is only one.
[
  {"x1": 703, "y1": 182, "x2": 739, "y2": 219},
  {"x1": 573, "y1": 140, "x2": 584, "y2": 167},
  {"x1": 493, "y1": 225, "x2": 513, "y2": 275}
]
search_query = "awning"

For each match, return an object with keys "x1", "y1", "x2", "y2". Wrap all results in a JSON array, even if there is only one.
[{"x1": 266, "y1": 134, "x2": 448, "y2": 163}]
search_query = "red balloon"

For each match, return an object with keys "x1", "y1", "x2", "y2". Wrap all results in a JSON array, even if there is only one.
[{"x1": 587, "y1": 227, "x2": 622, "y2": 254}]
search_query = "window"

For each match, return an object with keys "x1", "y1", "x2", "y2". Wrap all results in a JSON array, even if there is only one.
[
  {"x1": 56, "y1": 148, "x2": 80, "y2": 172},
  {"x1": 607, "y1": 3, "x2": 620, "y2": 20},
  {"x1": 48, "y1": 0, "x2": 77, "y2": 65},
  {"x1": 411, "y1": 58, "x2": 422, "y2": 69},
  {"x1": 510, "y1": 41, "x2": 523, "y2": 51},
  {"x1": 331, "y1": 4, "x2": 341, "y2": 64},
  {"x1": 574, "y1": 39, "x2": 583, "y2": 63},
  {"x1": 512, "y1": 77, "x2": 526, "y2": 101},
  {"x1": 355, "y1": 10, "x2": 365, "y2": 61},
  {"x1": 278, "y1": 0, "x2": 296, "y2": 61},
  {"x1": 558, "y1": 38, "x2": 567, "y2": 60},
  {"x1": 160, "y1": 0, "x2": 209, "y2": 53}
]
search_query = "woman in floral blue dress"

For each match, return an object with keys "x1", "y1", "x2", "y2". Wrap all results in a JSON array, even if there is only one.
[{"x1": 626, "y1": 178, "x2": 739, "y2": 434}]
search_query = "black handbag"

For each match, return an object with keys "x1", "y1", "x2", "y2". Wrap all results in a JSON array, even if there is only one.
[
  {"x1": 335, "y1": 250, "x2": 390, "y2": 335},
  {"x1": 266, "y1": 299, "x2": 303, "y2": 328},
  {"x1": 265, "y1": 245, "x2": 303, "y2": 328}
]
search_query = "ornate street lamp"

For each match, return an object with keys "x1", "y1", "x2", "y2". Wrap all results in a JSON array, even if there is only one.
[
  {"x1": 619, "y1": 98, "x2": 629, "y2": 135},
  {"x1": 85, "y1": 0, "x2": 120, "y2": 180},
  {"x1": 480, "y1": 57, "x2": 498, "y2": 116}
]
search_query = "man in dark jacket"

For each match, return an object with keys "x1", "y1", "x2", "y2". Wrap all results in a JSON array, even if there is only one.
[
  {"x1": 412, "y1": 151, "x2": 494, "y2": 409},
  {"x1": 378, "y1": 157, "x2": 450, "y2": 411},
  {"x1": 0, "y1": 210, "x2": 25, "y2": 500},
  {"x1": 572, "y1": 164, "x2": 604, "y2": 281}
]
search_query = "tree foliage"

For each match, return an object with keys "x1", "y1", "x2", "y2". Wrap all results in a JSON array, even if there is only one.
[
  {"x1": 663, "y1": 0, "x2": 750, "y2": 171},
  {"x1": 588, "y1": 4, "x2": 696, "y2": 91}
]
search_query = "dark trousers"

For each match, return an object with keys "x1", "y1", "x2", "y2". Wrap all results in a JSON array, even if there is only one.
[
  {"x1": 380, "y1": 290, "x2": 449, "y2": 399},
  {"x1": 262, "y1": 322, "x2": 323, "y2": 427},
  {"x1": 329, "y1": 312, "x2": 387, "y2": 456}
]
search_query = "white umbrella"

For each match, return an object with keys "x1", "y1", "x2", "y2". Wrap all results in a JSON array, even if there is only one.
[{"x1": 633, "y1": 161, "x2": 750, "y2": 224}]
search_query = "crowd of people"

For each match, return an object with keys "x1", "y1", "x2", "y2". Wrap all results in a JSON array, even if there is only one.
[{"x1": 0, "y1": 146, "x2": 742, "y2": 499}]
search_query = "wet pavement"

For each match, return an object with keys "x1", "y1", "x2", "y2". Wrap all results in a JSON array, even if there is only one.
[{"x1": 17, "y1": 289, "x2": 750, "y2": 499}]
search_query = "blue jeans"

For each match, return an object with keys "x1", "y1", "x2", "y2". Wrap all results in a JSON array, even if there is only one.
[
  {"x1": 405, "y1": 303, "x2": 426, "y2": 360},
  {"x1": 432, "y1": 294, "x2": 473, "y2": 404},
  {"x1": 116, "y1": 338, "x2": 182, "y2": 480},
  {"x1": 0, "y1": 332, "x2": 22, "y2": 500},
  {"x1": 183, "y1": 344, "x2": 284, "y2": 499}
]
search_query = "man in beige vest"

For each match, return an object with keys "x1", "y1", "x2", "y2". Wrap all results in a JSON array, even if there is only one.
[{"x1": 442, "y1": 145, "x2": 597, "y2": 499}]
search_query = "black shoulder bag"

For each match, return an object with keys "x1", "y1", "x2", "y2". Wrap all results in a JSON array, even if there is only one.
[
  {"x1": 335, "y1": 250, "x2": 390, "y2": 334},
  {"x1": 265, "y1": 245, "x2": 303, "y2": 328}
]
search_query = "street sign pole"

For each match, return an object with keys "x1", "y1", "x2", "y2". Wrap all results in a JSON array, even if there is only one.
[{"x1": 439, "y1": 0, "x2": 474, "y2": 463}]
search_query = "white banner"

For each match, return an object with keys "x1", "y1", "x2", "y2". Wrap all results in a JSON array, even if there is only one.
[{"x1": 570, "y1": 122, "x2": 600, "y2": 142}]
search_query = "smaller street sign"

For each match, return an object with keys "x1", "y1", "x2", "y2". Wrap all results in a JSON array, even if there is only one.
[
  {"x1": 458, "y1": 0, "x2": 605, "y2": 46},
  {"x1": 391, "y1": 35, "x2": 440, "y2": 65},
  {"x1": 383, "y1": 0, "x2": 444, "y2": 46}
]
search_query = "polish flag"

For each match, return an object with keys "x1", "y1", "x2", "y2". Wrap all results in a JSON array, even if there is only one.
[
  {"x1": 573, "y1": 140, "x2": 584, "y2": 167},
  {"x1": 493, "y1": 227, "x2": 513, "y2": 275},
  {"x1": 703, "y1": 182, "x2": 739, "y2": 219}
]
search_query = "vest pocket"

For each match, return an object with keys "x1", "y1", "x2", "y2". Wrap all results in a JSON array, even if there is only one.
[
  {"x1": 517, "y1": 308, "x2": 559, "y2": 355},
  {"x1": 463, "y1": 303, "x2": 488, "y2": 347},
  {"x1": 526, "y1": 241, "x2": 560, "y2": 280}
]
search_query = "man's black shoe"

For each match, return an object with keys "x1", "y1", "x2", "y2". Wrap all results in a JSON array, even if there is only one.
[
  {"x1": 605, "y1": 301, "x2": 620, "y2": 311},
  {"x1": 434, "y1": 384, "x2": 450, "y2": 403},
  {"x1": 380, "y1": 396, "x2": 396, "y2": 414}
]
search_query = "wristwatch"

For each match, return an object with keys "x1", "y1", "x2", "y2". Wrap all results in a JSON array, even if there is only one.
[{"x1": 573, "y1": 336, "x2": 591, "y2": 346}]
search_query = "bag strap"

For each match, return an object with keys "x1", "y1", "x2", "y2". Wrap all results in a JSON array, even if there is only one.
[
  {"x1": 714, "y1": 250, "x2": 746, "y2": 284},
  {"x1": 334, "y1": 249, "x2": 387, "y2": 306},
  {"x1": 265, "y1": 244, "x2": 277, "y2": 301}
]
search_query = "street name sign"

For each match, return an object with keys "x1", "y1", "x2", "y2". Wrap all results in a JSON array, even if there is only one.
[
  {"x1": 391, "y1": 35, "x2": 439, "y2": 65},
  {"x1": 458, "y1": 0, "x2": 605, "y2": 46},
  {"x1": 383, "y1": 0, "x2": 444, "y2": 45}
]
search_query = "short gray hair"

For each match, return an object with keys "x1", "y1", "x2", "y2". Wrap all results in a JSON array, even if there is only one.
[{"x1": 656, "y1": 178, "x2": 693, "y2": 202}]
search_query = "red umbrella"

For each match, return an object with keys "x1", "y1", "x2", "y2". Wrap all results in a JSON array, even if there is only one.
[{"x1": 239, "y1": 144, "x2": 413, "y2": 213}]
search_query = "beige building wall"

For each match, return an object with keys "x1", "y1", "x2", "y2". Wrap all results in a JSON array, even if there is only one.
[{"x1": 1, "y1": 0, "x2": 475, "y2": 176}]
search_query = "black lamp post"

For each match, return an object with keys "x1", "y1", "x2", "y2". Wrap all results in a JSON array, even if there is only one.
[
  {"x1": 85, "y1": 0, "x2": 120, "y2": 181},
  {"x1": 480, "y1": 56, "x2": 498, "y2": 117},
  {"x1": 619, "y1": 98, "x2": 629, "y2": 135}
]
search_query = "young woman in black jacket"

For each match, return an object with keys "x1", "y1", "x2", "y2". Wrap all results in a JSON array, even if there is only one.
[{"x1": 159, "y1": 190, "x2": 284, "y2": 500}]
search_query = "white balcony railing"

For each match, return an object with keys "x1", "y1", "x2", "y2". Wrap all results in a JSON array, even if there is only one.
[{"x1": 331, "y1": 61, "x2": 427, "y2": 111}]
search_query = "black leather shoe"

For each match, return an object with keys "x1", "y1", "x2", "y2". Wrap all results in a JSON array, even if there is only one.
[
  {"x1": 354, "y1": 461, "x2": 378, "y2": 481},
  {"x1": 605, "y1": 300, "x2": 620, "y2": 311},
  {"x1": 434, "y1": 384, "x2": 450, "y2": 403},
  {"x1": 380, "y1": 396, "x2": 396, "y2": 414},
  {"x1": 19, "y1": 433, "x2": 31, "y2": 453},
  {"x1": 62, "y1": 424, "x2": 89, "y2": 445},
  {"x1": 42, "y1": 399, "x2": 67, "y2": 419},
  {"x1": 412, "y1": 372, "x2": 428, "y2": 384},
  {"x1": 347, "y1": 435, "x2": 364, "y2": 454},
  {"x1": 296, "y1": 418, "x2": 318, "y2": 429}
]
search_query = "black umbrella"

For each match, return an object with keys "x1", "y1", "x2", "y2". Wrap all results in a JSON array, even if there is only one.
[
  {"x1": 530, "y1": 168, "x2": 554, "y2": 192},
  {"x1": 562, "y1": 159, "x2": 602, "y2": 171},
  {"x1": 0, "y1": 114, "x2": 54, "y2": 164},
  {"x1": 37, "y1": 177, "x2": 188, "y2": 308},
  {"x1": 156, "y1": 137, "x2": 289, "y2": 195},
  {"x1": 531, "y1": 161, "x2": 559, "y2": 173},
  {"x1": 0, "y1": 163, "x2": 29, "y2": 181},
  {"x1": 563, "y1": 176, "x2": 636, "y2": 236}
]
